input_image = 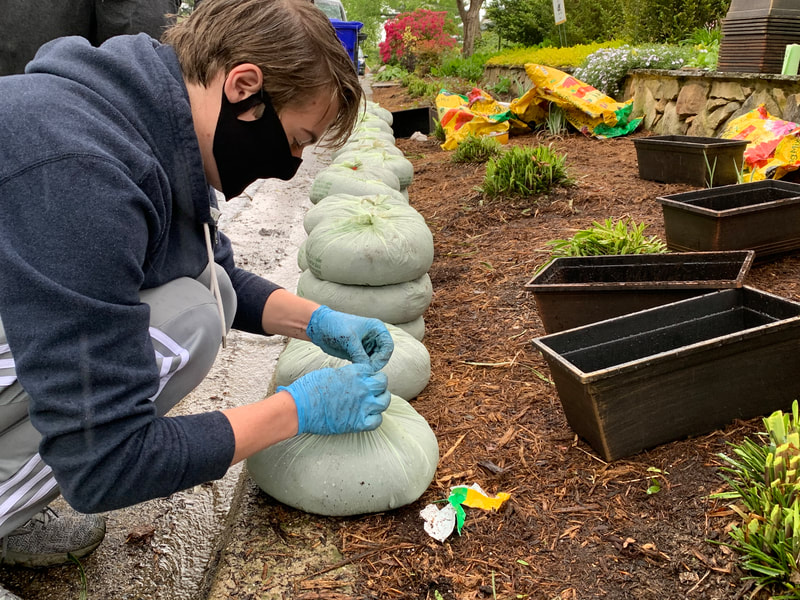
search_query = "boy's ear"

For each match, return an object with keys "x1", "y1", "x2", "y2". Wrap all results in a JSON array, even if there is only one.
[{"x1": 222, "y1": 63, "x2": 263, "y2": 103}]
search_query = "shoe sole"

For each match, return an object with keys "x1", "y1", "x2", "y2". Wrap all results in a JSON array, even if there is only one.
[{"x1": 1, "y1": 538, "x2": 104, "y2": 568}]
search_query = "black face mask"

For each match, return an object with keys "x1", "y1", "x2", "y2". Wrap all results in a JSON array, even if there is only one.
[{"x1": 212, "y1": 90, "x2": 303, "y2": 200}]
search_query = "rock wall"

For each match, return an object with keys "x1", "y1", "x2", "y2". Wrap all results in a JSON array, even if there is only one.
[{"x1": 482, "y1": 64, "x2": 800, "y2": 136}]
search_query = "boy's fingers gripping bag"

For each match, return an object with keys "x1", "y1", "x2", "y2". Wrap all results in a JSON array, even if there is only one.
[
  {"x1": 276, "y1": 323, "x2": 431, "y2": 402},
  {"x1": 247, "y1": 394, "x2": 439, "y2": 516}
]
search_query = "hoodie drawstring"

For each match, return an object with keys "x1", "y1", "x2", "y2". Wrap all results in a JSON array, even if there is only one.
[{"x1": 202, "y1": 222, "x2": 227, "y2": 349}]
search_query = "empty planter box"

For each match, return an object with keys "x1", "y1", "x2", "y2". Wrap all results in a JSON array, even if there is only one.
[
  {"x1": 634, "y1": 136, "x2": 748, "y2": 187},
  {"x1": 657, "y1": 180, "x2": 800, "y2": 259},
  {"x1": 525, "y1": 251, "x2": 755, "y2": 334},
  {"x1": 532, "y1": 287, "x2": 800, "y2": 461}
]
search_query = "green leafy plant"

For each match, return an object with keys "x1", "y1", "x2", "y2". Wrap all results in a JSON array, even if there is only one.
[
  {"x1": 646, "y1": 467, "x2": 668, "y2": 495},
  {"x1": 682, "y1": 25, "x2": 721, "y2": 70},
  {"x1": 373, "y1": 64, "x2": 408, "y2": 82},
  {"x1": 488, "y1": 76, "x2": 512, "y2": 97},
  {"x1": 545, "y1": 218, "x2": 668, "y2": 259},
  {"x1": 544, "y1": 104, "x2": 569, "y2": 137},
  {"x1": 431, "y1": 51, "x2": 493, "y2": 82},
  {"x1": 432, "y1": 117, "x2": 446, "y2": 143},
  {"x1": 452, "y1": 133, "x2": 503, "y2": 163},
  {"x1": 712, "y1": 401, "x2": 800, "y2": 596},
  {"x1": 480, "y1": 144, "x2": 571, "y2": 198},
  {"x1": 487, "y1": 41, "x2": 625, "y2": 69}
]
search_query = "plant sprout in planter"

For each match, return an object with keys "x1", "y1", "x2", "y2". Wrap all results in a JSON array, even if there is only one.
[
  {"x1": 712, "y1": 400, "x2": 800, "y2": 596},
  {"x1": 545, "y1": 218, "x2": 668, "y2": 263}
]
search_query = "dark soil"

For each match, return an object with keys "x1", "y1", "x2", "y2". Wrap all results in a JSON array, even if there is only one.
[{"x1": 330, "y1": 83, "x2": 800, "y2": 600}]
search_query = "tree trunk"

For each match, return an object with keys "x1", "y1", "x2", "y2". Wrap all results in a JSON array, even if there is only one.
[{"x1": 456, "y1": 0, "x2": 484, "y2": 58}]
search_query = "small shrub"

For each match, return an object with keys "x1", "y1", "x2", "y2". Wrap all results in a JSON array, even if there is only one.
[
  {"x1": 481, "y1": 144, "x2": 571, "y2": 198},
  {"x1": 681, "y1": 26, "x2": 721, "y2": 70},
  {"x1": 487, "y1": 41, "x2": 625, "y2": 68},
  {"x1": 545, "y1": 218, "x2": 668, "y2": 258},
  {"x1": 452, "y1": 134, "x2": 503, "y2": 163},
  {"x1": 432, "y1": 52, "x2": 493, "y2": 82},
  {"x1": 379, "y1": 9, "x2": 456, "y2": 68},
  {"x1": 488, "y1": 76, "x2": 512, "y2": 96},
  {"x1": 573, "y1": 44, "x2": 695, "y2": 98},
  {"x1": 432, "y1": 118, "x2": 446, "y2": 142},
  {"x1": 373, "y1": 65, "x2": 408, "y2": 82}
]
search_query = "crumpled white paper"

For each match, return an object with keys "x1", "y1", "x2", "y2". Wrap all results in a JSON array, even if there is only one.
[{"x1": 419, "y1": 502, "x2": 457, "y2": 542}]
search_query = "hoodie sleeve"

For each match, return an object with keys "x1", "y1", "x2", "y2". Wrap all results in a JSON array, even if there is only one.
[{"x1": 0, "y1": 156, "x2": 236, "y2": 513}]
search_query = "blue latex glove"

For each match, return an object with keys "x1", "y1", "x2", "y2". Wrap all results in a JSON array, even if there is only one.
[
  {"x1": 306, "y1": 305, "x2": 394, "y2": 370},
  {"x1": 279, "y1": 363, "x2": 391, "y2": 435}
]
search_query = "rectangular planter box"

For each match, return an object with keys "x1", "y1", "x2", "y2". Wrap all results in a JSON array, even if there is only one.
[
  {"x1": 657, "y1": 180, "x2": 800, "y2": 259},
  {"x1": 634, "y1": 136, "x2": 748, "y2": 187},
  {"x1": 532, "y1": 287, "x2": 800, "y2": 461},
  {"x1": 524, "y1": 251, "x2": 755, "y2": 334},
  {"x1": 391, "y1": 107, "x2": 437, "y2": 138}
]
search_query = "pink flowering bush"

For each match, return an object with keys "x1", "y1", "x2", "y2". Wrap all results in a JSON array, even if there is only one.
[{"x1": 379, "y1": 9, "x2": 456, "y2": 72}]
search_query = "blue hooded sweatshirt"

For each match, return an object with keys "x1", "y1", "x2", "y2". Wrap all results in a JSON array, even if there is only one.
[{"x1": 0, "y1": 34, "x2": 282, "y2": 512}]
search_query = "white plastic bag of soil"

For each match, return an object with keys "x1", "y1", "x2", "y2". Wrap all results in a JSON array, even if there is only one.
[
  {"x1": 355, "y1": 113, "x2": 395, "y2": 135},
  {"x1": 303, "y1": 192, "x2": 409, "y2": 234},
  {"x1": 304, "y1": 204, "x2": 433, "y2": 286},
  {"x1": 275, "y1": 323, "x2": 431, "y2": 401},
  {"x1": 247, "y1": 394, "x2": 439, "y2": 516},
  {"x1": 296, "y1": 269, "x2": 432, "y2": 325},
  {"x1": 365, "y1": 100, "x2": 394, "y2": 125},
  {"x1": 332, "y1": 137, "x2": 404, "y2": 160},
  {"x1": 333, "y1": 150, "x2": 414, "y2": 189},
  {"x1": 309, "y1": 163, "x2": 402, "y2": 204}
]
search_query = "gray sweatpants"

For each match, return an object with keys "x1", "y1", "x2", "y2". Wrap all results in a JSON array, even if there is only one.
[
  {"x1": 0, "y1": 0, "x2": 181, "y2": 76},
  {"x1": 0, "y1": 264, "x2": 236, "y2": 537}
]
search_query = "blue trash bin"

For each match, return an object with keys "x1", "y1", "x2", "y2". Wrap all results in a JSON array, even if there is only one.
[{"x1": 330, "y1": 19, "x2": 363, "y2": 69}]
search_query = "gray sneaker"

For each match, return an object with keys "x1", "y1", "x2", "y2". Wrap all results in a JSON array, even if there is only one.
[
  {"x1": 0, "y1": 584, "x2": 22, "y2": 600},
  {"x1": 1, "y1": 506, "x2": 106, "y2": 567}
]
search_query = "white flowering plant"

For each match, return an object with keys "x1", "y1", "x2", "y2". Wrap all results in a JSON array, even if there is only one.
[{"x1": 573, "y1": 44, "x2": 696, "y2": 99}]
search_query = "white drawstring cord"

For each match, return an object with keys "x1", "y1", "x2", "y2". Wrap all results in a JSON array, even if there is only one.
[{"x1": 203, "y1": 222, "x2": 227, "y2": 349}]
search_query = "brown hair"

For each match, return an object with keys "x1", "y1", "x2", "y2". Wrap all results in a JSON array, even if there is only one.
[{"x1": 162, "y1": 0, "x2": 363, "y2": 146}]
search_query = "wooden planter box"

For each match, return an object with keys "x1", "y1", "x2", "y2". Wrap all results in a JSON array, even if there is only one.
[
  {"x1": 524, "y1": 251, "x2": 754, "y2": 334},
  {"x1": 634, "y1": 136, "x2": 748, "y2": 187},
  {"x1": 657, "y1": 180, "x2": 800, "y2": 259},
  {"x1": 532, "y1": 287, "x2": 800, "y2": 461}
]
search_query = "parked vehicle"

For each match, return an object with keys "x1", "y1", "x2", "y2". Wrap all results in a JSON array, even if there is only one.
[
  {"x1": 313, "y1": 0, "x2": 346, "y2": 21},
  {"x1": 357, "y1": 48, "x2": 366, "y2": 75}
]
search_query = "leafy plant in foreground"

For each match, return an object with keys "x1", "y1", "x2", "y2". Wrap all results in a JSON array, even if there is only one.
[
  {"x1": 545, "y1": 218, "x2": 667, "y2": 259},
  {"x1": 713, "y1": 401, "x2": 800, "y2": 597},
  {"x1": 480, "y1": 144, "x2": 571, "y2": 198},
  {"x1": 452, "y1": 133, "x2": 503, "y2": 163}
]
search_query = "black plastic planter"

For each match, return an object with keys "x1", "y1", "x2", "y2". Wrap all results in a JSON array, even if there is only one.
[
  {"x1": 390, "y1": 107, "x2": 437, "y2": 138},
  {"x1": 524, "y1": 251, "x2": 755, "y2": 334},
  {"x1": 633, "y1": 136, "x2": 748, "y2": 187},
  {"x1": 532, "y1": 287, "x2": 800, "y2": 461},
  {"x1": 657, "y1": 180, "x2": 800, "y2": 259}
]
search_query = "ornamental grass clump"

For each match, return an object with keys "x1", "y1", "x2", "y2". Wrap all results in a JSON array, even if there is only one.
[
  {"x1": 712, "y1": 401, "x2": 800, "y2": 597},
  {"x1": 451, "y1": 133, "x2": 503, "y2": 163},
  {"x1": 546, "y1": 218, "x2": 668, "y2": 259},
  {"x1": 480, "y1": 144, "x2": 571, "y2": 198}
]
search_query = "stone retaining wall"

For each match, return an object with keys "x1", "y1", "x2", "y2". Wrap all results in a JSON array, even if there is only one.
[{"x1": 482, "y1": 64, "x2": 800, "y2": 137}]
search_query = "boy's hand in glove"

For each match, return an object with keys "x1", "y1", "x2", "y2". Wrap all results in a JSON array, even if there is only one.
[
  {"x1": 306, "y1": 305, "x2": 394, "y2": 371},
  {"x1": 279, "y1": 363, "x2": 391, "y2": 435}
]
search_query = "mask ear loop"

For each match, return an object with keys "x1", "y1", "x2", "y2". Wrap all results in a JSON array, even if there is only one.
[{"x1": 202, "y1": 223, "x2": 227, "y2": 349}]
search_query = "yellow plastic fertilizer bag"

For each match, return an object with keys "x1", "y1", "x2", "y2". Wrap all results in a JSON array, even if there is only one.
[
  {"x1": 720, "y1": 104, "x2": 800, "y2": 181},
  {"x1": 512, "y1": 64, "x2": 641, "y2": 138},
  {"x1": 435, "y1": 88, "x2": 521, "y2": 151}
]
